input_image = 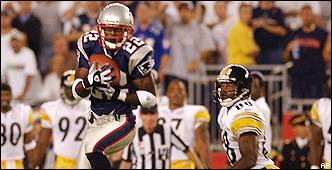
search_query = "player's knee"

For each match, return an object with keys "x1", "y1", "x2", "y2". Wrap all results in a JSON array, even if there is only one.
[{"x1": 86, "y1": 152, "x2": 112, "y2": 169}]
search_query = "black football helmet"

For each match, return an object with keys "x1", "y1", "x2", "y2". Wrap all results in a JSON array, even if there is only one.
[
  {"x1": 213, "y1": 64, "x2": 251, "y2": 107},
  {"x1": 60, "y1": 70, "x2": 79, "y2": 106}
]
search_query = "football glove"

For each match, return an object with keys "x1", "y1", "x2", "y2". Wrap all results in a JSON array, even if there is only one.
[{"x1": 83, "y1": 62, "x2": 112, "y2": 89}]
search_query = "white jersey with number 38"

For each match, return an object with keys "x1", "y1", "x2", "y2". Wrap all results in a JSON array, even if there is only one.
[
  {"x1": 40, "y1": 99, "x2": 90, "y2": 159},
  {"x1": 217, "y1": 98, "x2": 274, "y2": 169}
]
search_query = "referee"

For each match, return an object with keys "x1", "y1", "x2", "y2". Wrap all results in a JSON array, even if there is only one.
[{"x1": 119, "y1": 106, "x2": 206, "y2": 169}]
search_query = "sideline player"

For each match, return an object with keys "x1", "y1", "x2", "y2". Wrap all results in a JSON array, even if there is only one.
[
  {"x1": 250, "y1": 71, "x2": 272, "y2": 153},
  {"x1": 72, "y1": 3, "x2": 157, "y2": 168},
  {"x1": 34, "y1": 70, "x2": 90, "y2": 168},
  {"x1": 159, "y1": 80, "x2": 211, "y2": 168},
  {"x1": 309, "y1": 74, "x2": 331, "y2": 169},
  {"x1": 213, "y1": 64, "x2": 278, "y2": 169},
  {"x1": 1, "y1": 83, "x2": 37, "y2": 169}
]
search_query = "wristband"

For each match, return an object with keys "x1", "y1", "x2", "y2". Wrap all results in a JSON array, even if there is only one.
[{"x1": 72, "y1": 78, "x2": 84, "y2": 99}]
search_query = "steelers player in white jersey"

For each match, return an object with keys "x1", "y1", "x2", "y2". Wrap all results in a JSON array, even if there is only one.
[
  {"x1": 213, "y1": 64, "x2": 278, "y2": 169},
  {"x1": 34, "y1": 70, "x2": 90, "y2": 169},
  {"x1": 250, "y1": 71, "x2": 272, "y2": 153},
  {"x1": 159, "y1": 79, "x2": 211, "y2": 169},
  {"x1": 1, "y1": 83, "x2": 37, "y2": 169},
  {"x1": 309, "y1": 74, "x2": 331, "y2": 169}
]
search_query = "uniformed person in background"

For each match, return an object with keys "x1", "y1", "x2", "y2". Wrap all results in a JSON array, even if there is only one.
[{"x1": 280, "y1": 114, "x2": 311, "y2": 169}]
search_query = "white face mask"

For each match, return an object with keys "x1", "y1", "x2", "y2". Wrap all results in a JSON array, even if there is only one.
[
  {"x1": 216, "y1": 89, "x2": 250, "y2": 107},
  {"x1": 100, "y1": 29, "x2": 128, "y2": 50}
]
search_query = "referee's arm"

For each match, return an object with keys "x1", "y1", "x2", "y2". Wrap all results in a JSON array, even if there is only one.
[
  {"x1": 119, "y1": 144, "x2": 133, "y2": 169},
  {"x1": 171, "y1": 129, "x2": 207, "y2": 169}
]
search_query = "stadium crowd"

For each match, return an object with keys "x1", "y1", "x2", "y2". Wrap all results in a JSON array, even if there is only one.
[{"x1": 1, "y1": 1, "x2": 331, "y2": 102}]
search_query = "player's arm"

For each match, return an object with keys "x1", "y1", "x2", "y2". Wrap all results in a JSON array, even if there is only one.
[
  {"x1": 232, "y1": 132, "x2": 258, "y2": 169},
  {"x1": 24, "y1": 129, "x2": 38, "y2": 168},
  {"x1": 34, "y1": 127, "x2": 52, "y2": 166},
  {"x1": 93, "y1": 51, "x2": 157, "y2": 107},
  {"x1": 308, "y1": 124, "x2": 323, "y2": 168},
  {"x1": 22, "y1": 109, "x2": 38, "y2": 169},
  {"x1": 185, "y1": 148, "x2": 207, "y2": 169},
  {"x1": 195, "y1": 123, "x2": 210, "y2": 167},
  {"x1": 33, "y1": 109, "x2": 53, "y2": 167},
  {"x1": 308, "y1": 101, "x2": 324, "y2": 168},
  {"x1": 72, "y1": 34, "x2": 111, "y2": 99},
  {"x1": 194, "y1": 108, "x2": 211, "y2": 167},
  {"x1": 230, "y1": 112, "x2": 264, "y2": 169},
  {"x1": 73, "y1": 67, "x2": 90, "y2": 98},
  {"x1": 231, "y1": 132, "x2": 259, "y2": 169},
  {"x1": 171, "y1": 128, "x2": 206, "y2": 169},
  {"x1": 125, "y1": 72, "x2": 156, "y2": 105}
]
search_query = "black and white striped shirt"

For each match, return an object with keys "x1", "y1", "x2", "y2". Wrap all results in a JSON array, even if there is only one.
[{"x1": 122, "y1": 121, "x2": 189, "y2": 169}]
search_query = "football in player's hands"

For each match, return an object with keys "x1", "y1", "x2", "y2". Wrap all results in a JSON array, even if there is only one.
[{"x1": 89, "y1": 54, "x2": 121, "y2": 86}]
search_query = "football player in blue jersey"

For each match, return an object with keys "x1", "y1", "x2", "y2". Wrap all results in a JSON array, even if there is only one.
[{"x1": 71, "y1": 3, "x2": 157, "y2": 169}]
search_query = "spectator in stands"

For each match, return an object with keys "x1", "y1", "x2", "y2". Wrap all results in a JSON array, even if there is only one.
[
  {"x1": 252, "y1": 1, "x2": 287, "y2": 64},
  {"x1": 134, "y1": 2, "x2": 170, "y2": 85},
  {"x1": 1, "y1": 2, "x2": 16, "y2": 16},
  {"x1": 227, "y1": 3, "x2": 260, "y2": 66},
  {"x1": 276, "y1": 1, "x2": 322, "y2": 31},
  {"x1": 283, "y1": 5, "x2": 329, "y2": 99},
  {"x1": 51, "y1": 34, "x2": 77, "y2": 71},
  {"x1": 2, "y1": 32, "x2": 38, "y2": 102},
  {"x1": 250, "y1": 71, "x2": 272, "y2": 153},
  {"x1": 66, "y1": 1, "x2": 102, "y2": 49},
  {"x1": 38, "y1": 54, "x2": 65, "y2": 102},
  {"x1": 195, "y1": 3, "x2": 217, "y2": 65},
  {"x1": 280, "y1": 114, "x2": 310, "y2": 169},
  {"x1": 161, "y1": 1, "x2": 182, "y2": 37},
  {"x1": 33, "y1": 1, "x2": 62, "y2": 77},
  {"x1": 12, "y1": 1, "x2": 42, "y2": 60},
  {"x1": 318, "y1": 1, "x2": 331, "y2": 30},
  {"x1": 59, "y1": 1, "x2": 84, "y2": 35},
  {"x1": 164, "y1": 1, "x2": 215, "y2": 90},
  {"x1": 1, "y1": 11, "x2": 21, "y2": 81},
  {"x1": 211, "y1": 2, "x2": 236, "y2": 65},
  {"x1": 145, "y1": 1, "x2": 164, "y2": 22}
]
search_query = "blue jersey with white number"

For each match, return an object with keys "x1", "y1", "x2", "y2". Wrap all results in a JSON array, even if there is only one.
[{"x1": 76, "y1": 30, "x2": 154, "y2": 116}]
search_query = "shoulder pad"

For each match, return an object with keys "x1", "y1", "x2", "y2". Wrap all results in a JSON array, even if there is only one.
[
  {"x1": 77, "y1": 30, "x2": 99, "y2": 60},
  {"x1": 40, "y1": 100, "x2": 61, "y2": 113},
  {"x1": 126, "y1": 39, "x2": 154, "y2": 74},
  {"x1": 229, "y1": 99, "x2": 259, "y2": 115},
  {"x1": 13, "y1": 103, "x2": 32, "y2": 114}
]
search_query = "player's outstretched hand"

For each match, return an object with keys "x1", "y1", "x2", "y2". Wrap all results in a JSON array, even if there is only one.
[{"x1": 84, "y1": 62, "x2": 112, "y2": 89}]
